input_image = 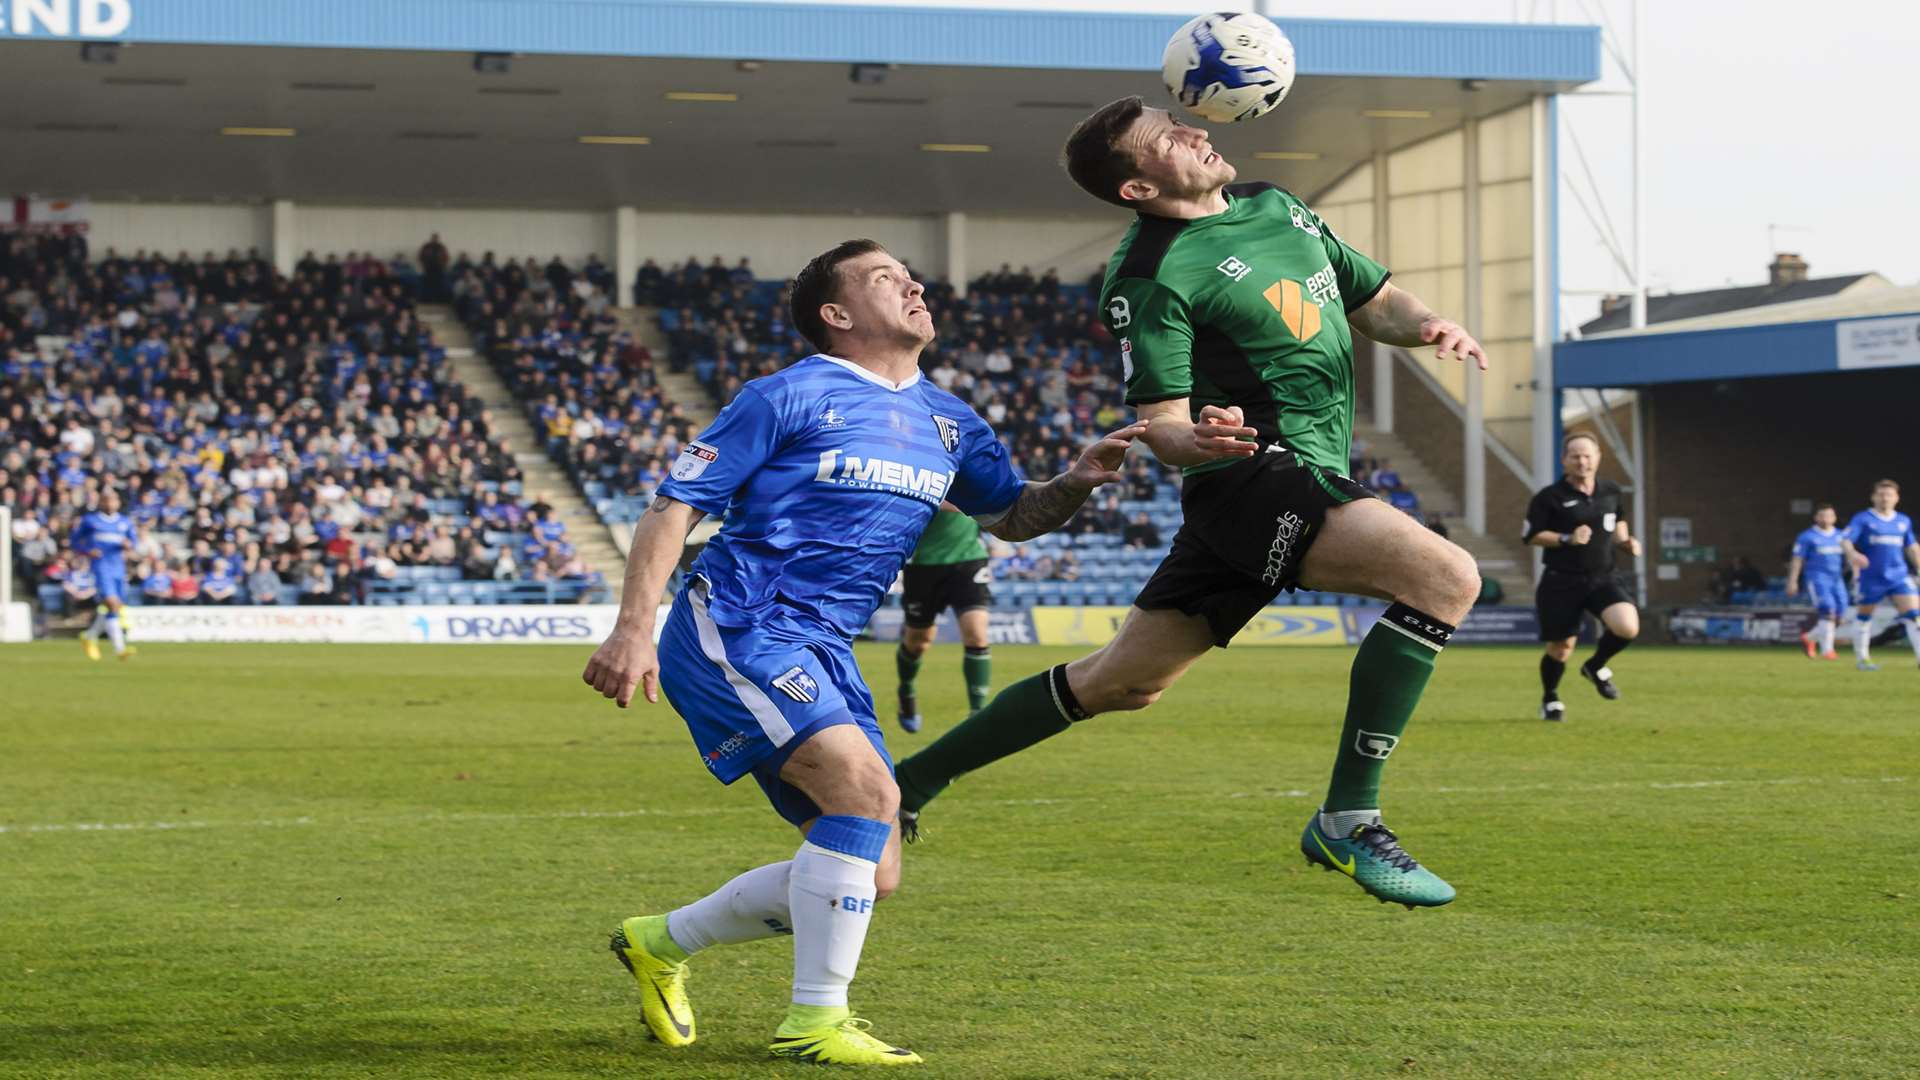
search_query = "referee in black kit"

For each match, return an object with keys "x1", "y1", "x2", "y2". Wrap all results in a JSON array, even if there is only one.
[{"x1": 1523, "y1": 432, "x2": 1644, "y2": 720}]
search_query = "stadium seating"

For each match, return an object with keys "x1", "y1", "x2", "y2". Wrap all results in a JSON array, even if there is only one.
[
  {"x1": 3, "y1": 234, "x2": 1434, "y2": 615},
  {"x1": 0, "y1": 234, "x2": 608, "y2": 611}
]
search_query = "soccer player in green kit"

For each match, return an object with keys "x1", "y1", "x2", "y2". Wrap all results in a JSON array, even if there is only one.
[
  {"x1": 896, "y1": 507, "x2": 995, "y2": 733},
  {"x1": 893, "y1": 97, "x2": 1488, "y2": 909}
]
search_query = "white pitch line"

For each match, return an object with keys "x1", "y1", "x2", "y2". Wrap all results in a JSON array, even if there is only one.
[{"x1": 0, "y1": 775, "x2": 1904, "y2": 839}]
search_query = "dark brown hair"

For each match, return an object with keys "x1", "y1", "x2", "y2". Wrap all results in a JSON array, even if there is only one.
[
  {"x1": 790, "y1": 239, "x2": 886, "y2": 352},
  {"x1": 1063, "y1": 96, "x2": 1148, "y2": 208},
  {"x1": 1875, "y1": 478, "x2": 1900, "y2": 492}
]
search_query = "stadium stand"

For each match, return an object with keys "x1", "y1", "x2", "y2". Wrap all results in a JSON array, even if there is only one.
[
  {"x1": 0, "y1": 232, "x2": 609, "y2": 617},
  {"x1": 3, "y1": 229, "x2": 1462, "y2": 619}
]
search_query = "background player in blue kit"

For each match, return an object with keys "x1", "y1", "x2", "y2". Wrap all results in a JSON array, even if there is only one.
[
  {"x1": 68, "y1": 488, "x2": 136, "y2": 661},
  {"x1": 1839, "y1": 479, "x2": 1920, "y2": 671},
  {"x1": 580, "y1": 240, "x2": 1141, "y2": 1066},
  {"x1": 1786, "y1": 503, "x2": 1847, "y2": 660}
]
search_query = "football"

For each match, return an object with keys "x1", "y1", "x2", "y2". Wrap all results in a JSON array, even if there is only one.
[{"x1": 1161, "y1": 11, "x2": 1297, "y2": 124}]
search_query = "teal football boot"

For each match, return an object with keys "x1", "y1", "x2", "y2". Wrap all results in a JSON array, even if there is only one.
[{"x1": 1301, "y1": 816, "x2": 1456, "y2": 909}]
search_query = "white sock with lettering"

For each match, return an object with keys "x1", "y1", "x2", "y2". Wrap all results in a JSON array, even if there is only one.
[
  {"x1": 665, "y1": 861, "x2": 793, "y2": 954},
  {"x1": 788, "y1": 834, "x2": 882, "y2": 1007}
]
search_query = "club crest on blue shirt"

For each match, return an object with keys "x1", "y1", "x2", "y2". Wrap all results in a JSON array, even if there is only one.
[
  {"x1": 932, "y1": 415, "x2": 961, "y2": 453},
  {"x1": 771, "y1": 665, "x2": 819, "y2": 703},
  {"x1": 819, "y1": 407, "x2": 847, "y2": 430}
]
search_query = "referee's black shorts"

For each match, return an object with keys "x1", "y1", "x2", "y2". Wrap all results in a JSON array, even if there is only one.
[{"x1": 1535, "y1": 570, "x2": 1634, "y2": 641}]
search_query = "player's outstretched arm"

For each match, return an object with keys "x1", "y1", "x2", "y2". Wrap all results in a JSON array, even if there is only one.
[
  {"x1": 1347, "y1": 281, "x2": 1488, "y2": 371},
  {"x1": 582, "y1": 496, "x2": 705, "y2": 708},
  {"x1": 987, "y1": 424, "x2": 1145, "y2": 542},
  {"x1": 1134, "y1": 399, "x2": 1260, "y2": 469}
]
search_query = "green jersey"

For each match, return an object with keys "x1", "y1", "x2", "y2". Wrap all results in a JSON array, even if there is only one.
[
  {"x1": 1099, "y1": 182, "x2": 1390, "y2": 475},
  {"x1": 909, "y1": 507, "x2": 988, "y2": 566}
]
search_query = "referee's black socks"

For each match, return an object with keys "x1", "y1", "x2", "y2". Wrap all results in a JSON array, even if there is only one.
[
  {"x1": 1590, "y1": 630, "x2": 1633, "y2": 670},
  {"x1": 1539, "y1": 654, "x2": 1566, "y2": 696}
]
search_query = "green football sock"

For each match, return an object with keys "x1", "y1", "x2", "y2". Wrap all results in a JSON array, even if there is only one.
[
  {"x1": 895, "y1": 644, "x2": 921, "y2": 697},
  {"x1": 894, "y1": 664, "x2": 1087, "y2": 813},
  {"x1": 962, "y1": 646, "x2": 991, "y2": 712},
  {"x1": 1322, "y1": 604, "x2": 1453, "y2": 813}
]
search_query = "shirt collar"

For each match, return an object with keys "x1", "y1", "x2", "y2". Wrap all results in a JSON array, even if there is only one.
[{"x1": 818, "y1": 354, "x2": 922, "y2": 392}]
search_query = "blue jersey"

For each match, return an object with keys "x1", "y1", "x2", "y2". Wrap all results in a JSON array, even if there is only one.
[
  {"x1": 71, "y1": 511, "x2": 135, "y2": 574},
  {"x1": 1845, "y1": 510, "x2": 1917, "y2": 585},
  {"x1": 658, "y1": 355, "x2": 1025, "y2": 639},
  {"x1": 1792, "y1": 526, "x2": 1845, "y2": 582}
]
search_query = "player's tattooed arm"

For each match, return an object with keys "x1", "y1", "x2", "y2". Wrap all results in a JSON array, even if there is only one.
[
  {"x1": 988, "y1": 424, "x2": 1146, "y2": 541},
  {"x1": 1348, "y1": 281, "x2": 1489, "y2": 371}
]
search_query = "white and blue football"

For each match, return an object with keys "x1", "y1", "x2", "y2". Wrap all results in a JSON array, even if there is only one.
[{"x1": 1162, "y1": 11, "x2": 1297, "y2": 124}]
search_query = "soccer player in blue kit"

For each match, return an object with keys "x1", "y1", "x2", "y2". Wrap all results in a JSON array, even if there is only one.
[
  {"x1": 1839, "y1": 479, "x2": 1920, "y2": 671},
  {"x1": 1786, "y1": 503, "x2": 1847, "y2": 660},
  {"x1": 69, "y1": 488, "x2": 137, "y2": 661},
  {"x1": 581, "y1": 240, "x2": 1142, "y2": 1066}
]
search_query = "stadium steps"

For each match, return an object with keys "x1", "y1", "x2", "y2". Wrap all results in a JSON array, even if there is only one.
[
  {"x1": 1351, "y1": 420, "x2": 1534, "y2": 603},
  {"x1": 617, "y1": 306, "x2": 715, "y2": 428},
  {"x1": 419, "y1": 306, "x2": 630, "y2": 597}
]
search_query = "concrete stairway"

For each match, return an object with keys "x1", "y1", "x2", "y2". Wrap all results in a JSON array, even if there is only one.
[
  {"x1": 419, "y1": 306, "x2": 630, "y2": 595},
  {"x1": 1352, "y1": 420, "x2": 1534, "y2": 604},
  {"x1": 617, "y1": 306, "x2": 715, "y2": 429}
]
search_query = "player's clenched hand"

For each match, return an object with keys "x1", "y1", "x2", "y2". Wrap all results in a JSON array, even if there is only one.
[
  {"x1": 1419, "y1": 317, "x2": 1489, "y2": 371},
  {"x1": 1616, "y1": 535, "x2": 1643, "y2": 557},
  {"x1": 1065, "y1": 423, "x2": 1148, "y2": 493},
  {"x1": 1569, "y1": 524, "x2": 1594, "y2": 546},
  {"x1": 1849, "y1": 552, "x2": 1870, "y2": 571},
  {"x1": 1193, "y1": 404, "x2": 1258, "y2": 460},
  {"x1": 582, "y1": 629, "x2": 660, "y2": 709}
]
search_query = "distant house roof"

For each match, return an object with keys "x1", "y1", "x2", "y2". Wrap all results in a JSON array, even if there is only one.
[{"x1": 1578, "y1": 274, "x2": 1883, "y2": 336}]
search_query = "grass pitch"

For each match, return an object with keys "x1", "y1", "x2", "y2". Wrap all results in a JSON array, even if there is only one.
[{"x1": 1, "y1": 640, "x2": 1915, "y2": 1079}]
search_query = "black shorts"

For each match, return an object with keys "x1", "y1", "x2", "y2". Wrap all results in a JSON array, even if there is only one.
[
  {"x1": 1535, "y1": 571, "x2": 1634, "y2": 641},
  {"x1": 1135, "y1": 448, "x2": 1375, "y2": 648},
  {"x1": 901, "y1": 559, "x2": 992, "y2": 628}
]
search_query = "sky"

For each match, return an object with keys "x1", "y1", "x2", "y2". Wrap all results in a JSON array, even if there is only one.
[{"x1": 760, "y1": 0, "x2": 1920, "y2": 325}]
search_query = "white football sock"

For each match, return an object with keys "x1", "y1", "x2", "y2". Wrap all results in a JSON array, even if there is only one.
[
  {"x1": 788, "y1": 840, "x2": 880, "y2": 1007},
  {"x1": 105, "y1": 613, "x2": 126, "y2": 653},
  {"x1": 1818, "y1": 620, "x2": 1836, "y2": 655},
  {"x1": 1854, "y1": 618, "x2": 1872, "y2": 662},
  {"x1": 1904, "y1": 616, "x2": 1920, "y2": 660},
  {"x1": 665, "y1": 860, "x2": 793, "y2": 954},
  {"x1": 1318, "y1": 807, "x2": 1381, "y2": 837},
  {"x1": 84, "y1": 611, "x2": 104, "y2": 640}
]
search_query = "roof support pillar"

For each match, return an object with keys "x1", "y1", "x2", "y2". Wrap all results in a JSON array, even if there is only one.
[
  {"x1": 1371, "y1": 152, "x2": 1393, "y2": 434},
  {"x1": 945, "y1": 211, "x2": 968, "y2": 297},
  {"x1": 1463, "y1": 116, "x2": 1486, "y2": 536},
  {"x1": 614, "y1": 206, "x2": 641, "y2": 308},
  {"x1": 270, "y1": 199, "x2": 297, "y2": 280}
]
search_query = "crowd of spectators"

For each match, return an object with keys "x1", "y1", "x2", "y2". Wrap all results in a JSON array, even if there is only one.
[
  {"x1": 1, "y1": 230, "x2": 581, "y2": 608},
  {"x1": 451, "y1": 249, "x2": 700, "y2": 501}
]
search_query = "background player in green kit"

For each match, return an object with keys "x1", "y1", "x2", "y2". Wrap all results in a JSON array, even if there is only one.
[
  {"x1": 895, "y1": 507, "x2": 995, "y2": 733},
  {"x1": 893, "y1": 96, "x2": 1489, "y2": 909}
]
